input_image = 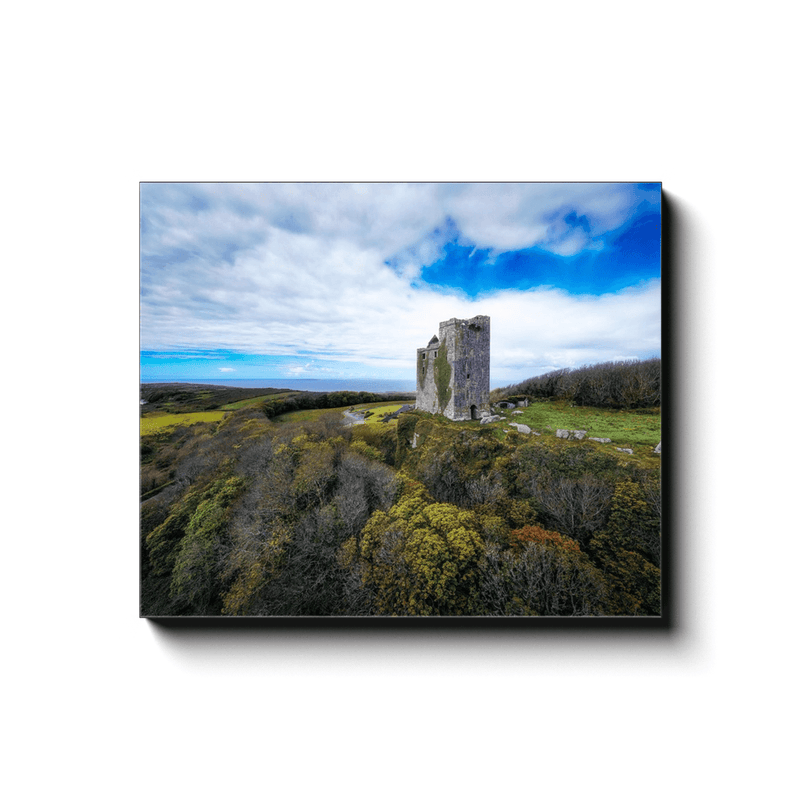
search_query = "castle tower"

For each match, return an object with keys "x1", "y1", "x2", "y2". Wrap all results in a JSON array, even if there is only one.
[{"x1": 415, "y1": 315, "x2": 490, "y2": 421}]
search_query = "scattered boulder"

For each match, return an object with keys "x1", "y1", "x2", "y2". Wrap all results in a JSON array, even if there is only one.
[
  {"x1": 588, "y1": 437, "x2": 611, "y2": 443},
  {"x1": 615, "y1": 447, "x2": 634, "y2": 454},
  {"x1": 654, "y1": 442, "x2": 661, "y2": 454},
  {"x1": 480, "y1": 414, "x2": 503, "y2": 425},
  {"x1": 511, "y1": 410, "x2": 524, "y2": 415},
  {"x1": 510, "y1": 423, "x2": 532, "y2": 434},
  {"x1": 556, "y1": 429, "x2": 589, "y2": 440}
]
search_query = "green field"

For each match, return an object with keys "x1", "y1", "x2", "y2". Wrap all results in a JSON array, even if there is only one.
[
  {"x1": 354, "y1": 402, "x2": 405, "y2": 425},
  {"x1": 140, "y1": 411, "x2": 227, "y2": 436},
  {"x1": 272, "y1": 408, "x2": 325, "y2": 423},
  {"x1": 506, "y1": 401, "x2": 659, "y2": 444},
  {"x1": 487, "y1": 400, "x2": 661, "y2": 458},
  {"x1": 219, "y1": 393, "x2": 297, "y2": 410},
  {"x1": 274, "y1": 401, "x2": 405, "y2": 425}
]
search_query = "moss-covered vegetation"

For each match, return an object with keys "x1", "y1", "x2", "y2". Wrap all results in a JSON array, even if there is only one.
[
  {"x1": 275, "y1": 401, "x2": 405, "y2": 426},
  {"x1": 220, "y1": 394, "x2": 295, "y2": 410},
  {"x1": 261, "y1": 389, "x2": 415, "y2": 420},
  {"x1": 417, "y1": 351, "x2": 426, "y2": 386},
  {"x1": 141, "y1": 378, "x2": 661, "y2": 617},
  {"x1": 141, "y1": 384, "x2": 294, "y2": 413},
  {"x1": 433, "y1": 342, "x2": 452, "y2": 411},
  {"x1": 140, "y1": 411, "x2": 227, "y2": 436}
]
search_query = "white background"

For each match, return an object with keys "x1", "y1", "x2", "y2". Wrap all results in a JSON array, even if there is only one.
[{"x1": 3, "y1": 2, "x2": 797, "y2": 798}]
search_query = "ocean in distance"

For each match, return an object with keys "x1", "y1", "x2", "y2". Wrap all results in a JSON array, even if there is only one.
[{"x1": 140, "y1": 377, "x2": 417, "y2": 393}]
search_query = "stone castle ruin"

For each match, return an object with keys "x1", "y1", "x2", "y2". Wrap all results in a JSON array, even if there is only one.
[{"x1": 416, "y1": 315, "x2": 490, "y2": 421}]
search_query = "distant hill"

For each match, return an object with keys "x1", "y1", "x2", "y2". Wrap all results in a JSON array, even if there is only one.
[
  {"x1": 140, "y1": 383, "x2": 294, "y2": 413},
  {"x1": 494, "y1": 357, "x2": 660, "y2": 409},
  {"x1": 140, "y1": 383, "x2": 416, "y2": 416}
]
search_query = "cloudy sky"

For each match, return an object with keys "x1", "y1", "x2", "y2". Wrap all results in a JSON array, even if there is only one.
[{"x1": 140, "y1": 182, "x2": 661, "y2": 387}]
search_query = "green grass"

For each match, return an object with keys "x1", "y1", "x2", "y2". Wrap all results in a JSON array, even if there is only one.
[
  {"x1": 507, "y1": 400, "x2": 660, "y2": 447},
  {"x1": 272, "y1": 408, "x2": 328, "y2": 423},
  {"x1": 219, "y1": 393, "x2": 296, "y2": 410},
  {"x1": 274, "y1": 401, "x2": 405, "y2": 426},
  {"x1": 468, "y1": 399, "x2": 661, "y2": 465},
  {"x1": 354, "y1": 402, "x2": 405, "y2": 425},
  {"x1": 140, "y1": 411, "x2": 227, "y2": 436}
]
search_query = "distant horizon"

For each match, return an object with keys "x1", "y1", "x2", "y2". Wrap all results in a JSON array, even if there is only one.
[
  {"x1": 139, "y1": 377, "x2": 417, "y2": 389},
  {"x1": 138, "y1": 376, "x2": 519, "y2": 391}
]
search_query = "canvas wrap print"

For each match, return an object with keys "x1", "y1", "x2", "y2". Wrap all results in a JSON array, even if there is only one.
[{"x1": 140, "y1": 182, "x2": 662, "y2": 617}]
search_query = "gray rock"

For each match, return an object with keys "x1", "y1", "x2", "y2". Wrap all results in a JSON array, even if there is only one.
[
  {"x1": 555, "y1": 429, "x2": 587, "y2": 440},
  {"x1": 480, "y1": 414, "x2": 502, "y2": 425},
  {"x1": 588, "y1": 437, "x2": 612, "y2": 443},
  {"x1": 510, "y1": 423, "x2": 532, "y2": 434},
  {"x1": 511, "y1": 410, "x2": 524, "y2": 415},
  {"x1": 654, "y1": 442, "x2": 661, "y2": 454},
  {"x1": 615, "y1": 447, "x2": 634, "y2": 454}
]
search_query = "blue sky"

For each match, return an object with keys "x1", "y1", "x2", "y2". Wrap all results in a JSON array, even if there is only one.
[{"x1": 140, "y1": 183, "x2": 660, "y2": 385}]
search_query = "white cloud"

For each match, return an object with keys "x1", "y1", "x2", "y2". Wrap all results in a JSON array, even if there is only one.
[
  {"x1": 140, "y1": 184, "x2": 660, "y2": 385},
  {"x1": 433, "y1": 182, "x2": 645, "y2": 253},
  {"x1": 282, "y1": 361, "x2": 335, "y2": 377},
  {"x1": 141, "y1": 182, "x2": 651, "y2": 269},
  {"x1": 218, "y1": 367, "x2": 236, "y2": 372}
]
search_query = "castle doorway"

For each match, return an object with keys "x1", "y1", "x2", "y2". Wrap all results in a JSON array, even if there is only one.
[{"x1": 470, "y1": 405, "x2": 479, "y2": 420}]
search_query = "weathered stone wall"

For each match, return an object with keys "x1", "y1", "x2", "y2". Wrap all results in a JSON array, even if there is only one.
[
  {"x1": 416, "y1": 341, "x2": 442, "y2": 414},
  {"x1": 416, "y1": 315, "x2": 490, "y2": 421}
]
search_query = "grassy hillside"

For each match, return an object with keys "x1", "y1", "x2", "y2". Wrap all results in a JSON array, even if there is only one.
[
  {"x1": 140, "y1": 411, "x2": 228, "y2": 436},
  {"x1": 219, "y1": 392, "x2": 297, "y2": 410},
  {"x1": 140, "y1": 383, "x2": 298, "y2": 413},
  {"x1": 492, "y1": 400, "x2": 659, "y2": 450},
  {"x1": 141, "y1": 381, "x2": 661, "y2": 617},
  {"x1": 274, "y1": 401, "x2": 407, "y2": 425}
]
